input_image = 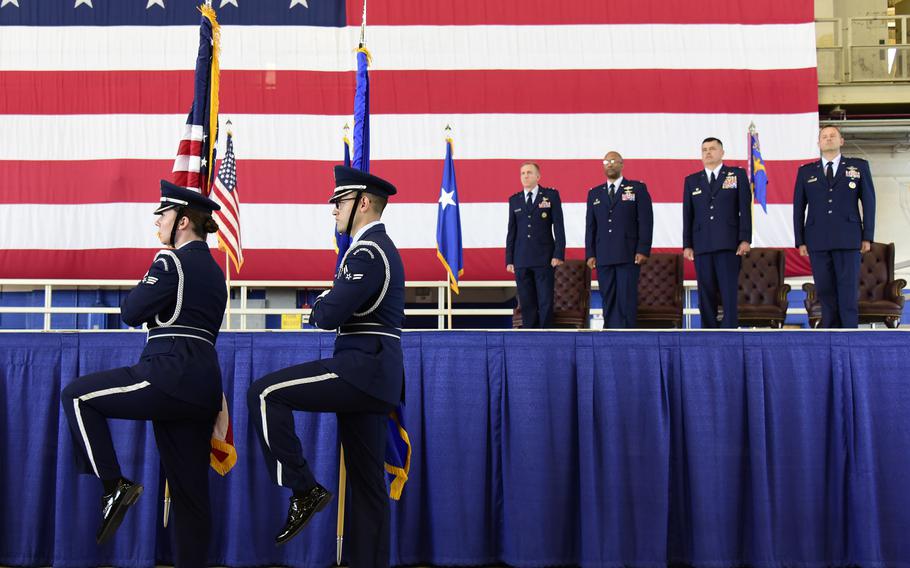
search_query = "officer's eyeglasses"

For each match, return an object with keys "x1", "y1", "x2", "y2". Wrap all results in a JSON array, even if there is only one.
[
  {"x1": 332, "y1": 197, "x2": 357, "y2": 209},
  {"x1": 602, "y1": 159, "x2": 623, "y2": 165}
]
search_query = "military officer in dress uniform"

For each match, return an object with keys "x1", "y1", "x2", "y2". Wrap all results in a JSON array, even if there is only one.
[
  {"x1": 61, "y1": 180, "x2": 227, "y2": 566},
  {"x1": 247, "y1": 166, "x2": 404, "y2": 567},
  {"x1": 682, "y1": 137, "x2": 752, "y2": 328},
  {"x1": 793, "y1": 125, "x2": 875, "y2": 328},
  {"x1": 585, "y1": 151, "x2": 653, "y2": 328},
  {"x1": 505, "y1": 162, "x2": 566, "y2": 328}
]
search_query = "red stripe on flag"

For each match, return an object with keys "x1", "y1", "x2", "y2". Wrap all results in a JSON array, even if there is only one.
[
  {"x1": 345, "y1": 0, "x2": 813, "y2": 25},
  {"x1": 0, "y1": 68, "x2": 818, "y2": 115},
  {"x1": 0, "y1": 159, "x2": 808, "y2": 205}
]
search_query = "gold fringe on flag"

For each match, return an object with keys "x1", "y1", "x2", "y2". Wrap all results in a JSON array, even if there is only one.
[{"x1": 200, "y1": 4, "x2": 221, "y2": 196}]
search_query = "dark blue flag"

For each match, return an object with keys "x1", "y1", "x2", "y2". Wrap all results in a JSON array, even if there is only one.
[{"x1": 436, "y1": 137, "x2": 464, "y2": 293}]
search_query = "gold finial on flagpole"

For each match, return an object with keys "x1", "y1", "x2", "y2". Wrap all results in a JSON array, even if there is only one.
[
  {"x1": 225, "y1": 118, "x2": 233, "y2": 137},
  {"x1": 444, "y1": 124, "x2": 453, "y2": 144},
  {"x1": 748, "y1": 121, "x2": 757, "y2": 135}
]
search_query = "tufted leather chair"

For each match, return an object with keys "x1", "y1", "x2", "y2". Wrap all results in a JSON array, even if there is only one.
[
  {"x1": 512, "y1": 260, "x2": 592, "y2": 328},
  {"x1": 733, "y1": 248, "x2": 791, "y2": 328},
  {"x1": 636, "y1": 253, "x2": 684, "y2": 328},
  {"x1": 803, "y1": 242, "x2": 906, "y2": 328}
]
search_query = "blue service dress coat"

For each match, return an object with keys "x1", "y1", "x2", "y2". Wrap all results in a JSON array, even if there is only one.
[
  {"x1": 120, "y1": 240, "x2": 227, "y2": 412},
  {"x1": 310, "y1": 223, "x2": 406, "y2": 405},
  {"x1": 585, "y1": 179, "x2": 653, "y2": 265},
  {"x1": 505, "y1": 187, "x2": 566, "y2": 268},
  {"x1": 682, "y1": 165, "x2": 753, "y2": 254},
  {"x1": 793, "y1": 157, "x2": 875, "y2": 251}
]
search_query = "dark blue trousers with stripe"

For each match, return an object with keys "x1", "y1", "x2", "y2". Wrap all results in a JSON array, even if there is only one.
[
  {"x1": 61, "y1": 367, "x2": 216, "y2": 567},
  {"x1": 247, "y1": 359, "x2": 395, "y2": 568}
]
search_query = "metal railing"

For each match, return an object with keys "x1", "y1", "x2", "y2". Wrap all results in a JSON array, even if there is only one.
[
  {"x1": 0, "y1": 278, "x2": 825, "y2": 332},
  {"x1": 817, "y1": 16, "x2": 910, "y2": 84}
]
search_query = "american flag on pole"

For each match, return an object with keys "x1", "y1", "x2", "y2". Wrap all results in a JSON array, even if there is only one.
[
  {"x1": 211, "y1": 130, "x2": 243, "y2": 270},
  {"x1": 0, "y1": 0, "x2": 817, "y2": 279},
  {"x1": 172, "y1": 5, "x2": 220, "y2": 195}
]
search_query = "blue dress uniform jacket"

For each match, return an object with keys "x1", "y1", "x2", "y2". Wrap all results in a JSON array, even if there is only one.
[
  {"x1": 793, "y1": 157, "x2": 875, "y2": 251},
  {"x1": 120, "y1": 240, "x2": 228, "y2": 412},
  {"x1": 505, "y1": 187, "x2": 566, "y2": 268},
  {"x1": 585, "y1": 179, "x2": 653, "y2": 265},
  {"x1": 310, "y1": 223, "x2": 405, "y2": 405},
  {"x1": 682, "y1": 166, "x2": 753, "y2": 254}
]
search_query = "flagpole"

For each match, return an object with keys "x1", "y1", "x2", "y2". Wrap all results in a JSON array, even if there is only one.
[
  {"x1": 163, "y1": 481, "x2": 171, "y2": 527},
  {"x1": 447, "y1": 275, "x2": 453, "y2": 329},
  {"x1": 225, "y1": 251, "x2": 232, "y2": 330},
  {"x1": 336, "y1": 446, "x2": 347, "y2": 565}
]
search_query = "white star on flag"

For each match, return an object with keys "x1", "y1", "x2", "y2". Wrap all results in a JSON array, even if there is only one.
[
  {"x1": 74, "y1": 0, "x2": 93, "y2": 7},
  {"x1": 1, "y1": 0, "x2": 20, "y2": 8},
  {"x1": 438, "y1": 188, "x2": 457, "y2": 210},
  {"x1": 146, "y1": 0, "x2": 165, "y2": 8},
  {"x1": 289, "y1": 0, "x2": 308, "y2": 8},
  {"x1": 220, "y1": 0, "x2": 239, "y2": 6}
]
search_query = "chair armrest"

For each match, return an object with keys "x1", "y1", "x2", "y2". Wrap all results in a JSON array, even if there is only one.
[
  {"x1": 888, "y1": 279, "x2": 907, "y2": 304},
  {"x1": 802, "y1": 282, "x2": 818, "y2": 311},
  {"x1": 778, "y1": 284, "x2": 792, "y2": 309}
]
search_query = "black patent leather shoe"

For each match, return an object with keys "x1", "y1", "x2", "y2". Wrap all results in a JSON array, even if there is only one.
[
  {"x1": 275, "y1": 484, "x2": 333, "y2": 545},
  {"x1": 96, "y1": 478, "x2": 144, "y2": 545}
]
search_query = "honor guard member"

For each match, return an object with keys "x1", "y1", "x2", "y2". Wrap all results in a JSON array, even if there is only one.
[
  {"x1": 682, "y1": 137, "x2": 752, "y2": 328},
  {"x1": 247, "y1": 166, "x2": 404, "y2": 567},
  {"x1": 505, "y1": 162, "x2": 566, "y2": 327},
  {"x1": 585, "y1": 151, "x2": 654, "y2": 328},
  {"x1": 793, "y1": 125, "x2": 875, "y2": 328},
  {"x1": 61, "y1": 180, "x2": 227, "y2": 566}
]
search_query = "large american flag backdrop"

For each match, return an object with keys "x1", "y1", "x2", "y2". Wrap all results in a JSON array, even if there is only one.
[{"x1": 0, "y1": 0, "x2": 817, "y2": 280}]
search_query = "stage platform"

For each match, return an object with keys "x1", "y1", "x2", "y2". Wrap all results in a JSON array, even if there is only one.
[{"x1": 2, "y1": 330, "x2": 909, "y2": 568}]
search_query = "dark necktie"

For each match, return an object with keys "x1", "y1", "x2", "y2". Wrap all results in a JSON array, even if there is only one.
[
  {"x1": 710, "y1": 172, "x2": 716, "y2": 186},
  {"x1": 826, "y1": 161, "x2": 834, "y2": 184},
  {"x1": 609, "y1": 183, "x2": 616, "y2": 201},
  {"x1": 526, "y1": 192, "x2": 533, "y2": 208}
]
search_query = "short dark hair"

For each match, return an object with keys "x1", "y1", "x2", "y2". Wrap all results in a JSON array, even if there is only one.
[
  {"x1": 520, "y1": 161, "x2": 540, "y2": 173},
  {"x1": 366, "y1": 193, "x2": 388, "y2": 214},
  {"x1": 702, "y1": 137, "x2": 723, "y2": 147},
  {"x1": 819, "y1": 125, "x2": 843, "y2": 138}
]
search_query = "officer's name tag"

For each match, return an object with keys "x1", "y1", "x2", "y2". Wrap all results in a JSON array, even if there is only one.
[
  {"x1": 722, "y1": 175, "x2": 737, "y2": 189},
  {"x1": 622, "y1": 192, "x2": 635, "y2": 201},
  {"x1": 846, "y1": 167, "x2": 861, "y2": 179},
  {"x1": 807, "y1": 176, "x2": 818, "y2": 183},
  {"x1": 514, "y1": 208, "x2": 522, "y2": 213},
  {"x1": 538, "y1": 200, "x2": 551, "y2": 209},
  {"x1": 692, "y1": 188, "x2": 703, "y2": 196}
]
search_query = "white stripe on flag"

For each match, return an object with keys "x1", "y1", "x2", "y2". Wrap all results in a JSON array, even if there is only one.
[
  {"x1": 0, "y1": 112, "x2": 821, "y2": 161},
  {"x1": 0, "y1": 23, "x2": 817, "y2": 72}
]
